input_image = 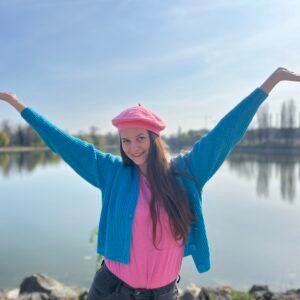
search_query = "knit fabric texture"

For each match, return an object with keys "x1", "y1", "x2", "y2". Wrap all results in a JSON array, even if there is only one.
[
  {"x1": 105, "y1": 170, "x2": 184, "y2": 288},
  {"x1": 20, "y1": 87, "x2": 268, "y2": 273}
]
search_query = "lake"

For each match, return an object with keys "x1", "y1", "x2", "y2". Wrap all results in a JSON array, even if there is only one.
[{"x1": 0, "y1": 150, "x2": 300, "y2": 292}]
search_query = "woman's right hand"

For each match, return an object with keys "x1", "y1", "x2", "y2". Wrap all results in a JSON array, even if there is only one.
[
  {"x1": 0, "y1": 92, "x2": 19, "y2": 103},
  {"x1": 0, "y1": 92, "x2": 27, "y2": 112}
]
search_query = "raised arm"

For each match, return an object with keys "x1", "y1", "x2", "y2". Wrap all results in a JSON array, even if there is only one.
[
  {"x1": 185, "y1": 67, "x2": 300, "y2": 190},
  {"x1": 0, "y1": 93, "x2": 121, "y2": 190}
]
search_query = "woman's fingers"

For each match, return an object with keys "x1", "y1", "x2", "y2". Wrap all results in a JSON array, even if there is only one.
[
  {"x1": 0, "y1": 92, "x2": 18, "y2": 102},
  {"x1": 275, "y1": 67, "x2": 300, "y2": 82}
]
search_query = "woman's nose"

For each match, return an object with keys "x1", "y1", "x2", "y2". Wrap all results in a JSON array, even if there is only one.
[{"x1": 130, "y1": 143, "x2": 140, "y2": 152}]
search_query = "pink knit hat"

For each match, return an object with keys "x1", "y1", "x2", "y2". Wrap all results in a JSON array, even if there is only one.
[{"x1": 112, "y1": 104, "x2": 166, "y2": 135}]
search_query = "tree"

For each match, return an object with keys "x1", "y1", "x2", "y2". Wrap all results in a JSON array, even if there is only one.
[
  {"x1": 0, "y1": 120, "x2": 13, "y2": 136},
  {"x1": 287, "y1": 99, "x2": 296, "y2": 127},
  {"x1": 0, "y1": 131, "x2": 10, "y2": 146},
  {"x1": 281, "y1": 102, "x2": 287, "y2": 128},
  {"x1": 256, "y1": 103, "x2": 271, "y2": 143},
  {"x1": 90, "y1": 126, "x2": 99, "y2": 145},
  {"x1": 280, "y1": 99, "x2": 297, "y2": 145}
]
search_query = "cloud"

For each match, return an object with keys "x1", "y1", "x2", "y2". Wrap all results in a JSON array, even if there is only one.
[{"x1": 2, "y1": 0, "x2": 300, "y2": 134}]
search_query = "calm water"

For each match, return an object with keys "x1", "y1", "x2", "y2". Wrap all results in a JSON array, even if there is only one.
[{"x1": 0, "y1": 150, "x2": 300, "y2": 292}]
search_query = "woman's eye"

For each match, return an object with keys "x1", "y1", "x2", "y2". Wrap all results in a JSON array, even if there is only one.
[{"x1": 138, "y1": 136, "x2": 145, "y2": 141}]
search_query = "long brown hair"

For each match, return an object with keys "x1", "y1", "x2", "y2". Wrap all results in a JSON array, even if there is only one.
[{"x1": 120, "y1": 131, "x2": 197, "y2": 250}]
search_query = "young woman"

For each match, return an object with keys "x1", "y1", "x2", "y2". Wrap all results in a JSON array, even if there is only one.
[{"x1": 1, "y1": 67, "x2": 300, "y2": 299}]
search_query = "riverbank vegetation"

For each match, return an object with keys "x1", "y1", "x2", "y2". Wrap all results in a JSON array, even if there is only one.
[{"x1": 1, "y1": 98, "x2": 300, "y2": 153}]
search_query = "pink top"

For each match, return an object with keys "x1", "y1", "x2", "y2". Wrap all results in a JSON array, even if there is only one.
[{"x1": 105, "y1": 171, "x2": 184, "y2": 288}]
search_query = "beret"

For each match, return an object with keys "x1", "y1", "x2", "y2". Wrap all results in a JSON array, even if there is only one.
[{"x1": 112, "y1": 104, "x2": 166, "y2": 135}]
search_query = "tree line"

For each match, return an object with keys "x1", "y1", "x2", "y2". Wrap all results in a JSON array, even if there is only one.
[{"x1": 1, "y1": 98, "x2": 300, "y2": 151}]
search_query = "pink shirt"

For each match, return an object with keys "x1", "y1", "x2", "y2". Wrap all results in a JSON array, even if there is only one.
[{"x1": 105, "y1": 171, "x2": 184, "y2": 288}]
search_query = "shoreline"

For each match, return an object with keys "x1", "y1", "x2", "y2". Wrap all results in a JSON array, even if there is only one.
[
  {"x1": 0, "y1": 145, "x2": 119, "y2": 153},
  {"x1": 2, "y1": 144, "x2": 300, "y2": 155},
  {"x1": 0, "y1": 146, "x2": 49, "y2": 153},
  {"x1": 1, "y1": 274, "x2": 299, "y2": 300},
  {"x1": 233, "y1": 144, "x2": 300, "y2": 155}
]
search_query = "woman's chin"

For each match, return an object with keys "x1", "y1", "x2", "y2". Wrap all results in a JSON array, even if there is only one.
[
  {"x1": 132, "y1": 159, "x2": 146, "y2": 166},
  {"x1": 130, "y1": 156, "x2": 147, "y2": 167}
]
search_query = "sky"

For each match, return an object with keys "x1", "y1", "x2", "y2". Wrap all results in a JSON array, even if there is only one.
[{"x1": 1, "y1": 0, "x2": 300, "y2": 135}]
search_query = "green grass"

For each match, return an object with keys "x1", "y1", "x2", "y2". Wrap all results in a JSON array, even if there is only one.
[{"x1": 229, "y1": 291, "x2": 253, "y2": 300}]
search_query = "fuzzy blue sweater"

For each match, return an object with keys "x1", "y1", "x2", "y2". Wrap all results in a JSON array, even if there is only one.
[{"x1": 20, "y1": 87, "x2": 268, "y2": 273}]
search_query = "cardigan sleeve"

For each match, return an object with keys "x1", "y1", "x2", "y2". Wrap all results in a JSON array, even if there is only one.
[
  {"x1": 20, "y1": 107, "x2": 120, "y2": 190},
  {"x1": 186, "y1": 87, "x2": 269, "y2": 190}
]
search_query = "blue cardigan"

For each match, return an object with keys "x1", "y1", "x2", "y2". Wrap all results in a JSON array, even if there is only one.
[{"x1": 20, "y1": 87, "x2": 268, "y2": 273}]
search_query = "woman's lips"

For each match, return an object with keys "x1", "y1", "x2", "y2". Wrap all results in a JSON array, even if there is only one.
[{"x1": 131, "y1": 152, "x2": 144, "y2": 158}]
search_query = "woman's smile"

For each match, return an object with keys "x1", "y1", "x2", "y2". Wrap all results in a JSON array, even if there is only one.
[{"x1": 131, "y1": 152, "x2": 145, "y2": 158}]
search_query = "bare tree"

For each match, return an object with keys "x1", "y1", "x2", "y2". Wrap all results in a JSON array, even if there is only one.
[
  {"x1": 257, "y1": 103, "x2": 271, "y2": 143},
  {"x1": 90, "y1": 126, "x2": 99, "y2": 145},
  {"x1": 287, "y1": 99, "x2": 296, "y2": 128},
  {"x1": 281, "y1": 102, "x2": 288, "y2": 128},
  {"x1": 281, "y1": 99, "x2": 297, "y2": 144}
]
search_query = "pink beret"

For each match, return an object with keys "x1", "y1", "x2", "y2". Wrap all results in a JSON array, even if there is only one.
[{"x1": 112, "y1": 104, "x2": 166, "y2": 135}]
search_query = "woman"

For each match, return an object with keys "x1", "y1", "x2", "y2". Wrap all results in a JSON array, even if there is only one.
[{"x1": 1, "y1": 67, "x2": 300, "y2": 299}]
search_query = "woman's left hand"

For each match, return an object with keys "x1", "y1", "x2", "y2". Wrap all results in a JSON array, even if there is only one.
[
  {"x1": 260, "y1": 67, "x2": 300, "y2": 94},
  {"x1": 271, "y1": 67, "x2": 300, "y2": 83}
]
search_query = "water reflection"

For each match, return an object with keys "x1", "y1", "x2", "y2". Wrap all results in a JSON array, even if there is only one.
[
  {"x1": 0, "y1": 151, "x2": 61, "y2": 178},
  {"x1": 0, "y1": 147, "x2": 118, "y2": 179},
  {"x1": 228, "y1": 152, "x2": 300, "y2": 203},
  {"x1": 1, "y1": 150, "x2": 300, "y2": 290},
  {"x1": 1, "y1": 150, "x2": 300, "y2": 203}
]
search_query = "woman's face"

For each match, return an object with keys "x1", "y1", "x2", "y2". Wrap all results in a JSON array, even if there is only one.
[{"x1": 120, "y1": 128, "x2": 150, "y2": 171}]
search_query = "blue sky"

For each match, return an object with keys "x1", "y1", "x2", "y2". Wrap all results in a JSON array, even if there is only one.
[{"x1": 1, "y1": 0, "x2": 300, "y2": 135}]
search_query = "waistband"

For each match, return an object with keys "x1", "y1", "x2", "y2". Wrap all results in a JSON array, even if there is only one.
[{"x1": 100, "y1": 260, "x2": 180, "y2": 297}]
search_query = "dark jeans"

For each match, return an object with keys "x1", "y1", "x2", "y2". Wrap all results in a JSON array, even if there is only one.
[{"x1": 87, "y1": 260, "x2": 180, "y2": 299}]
